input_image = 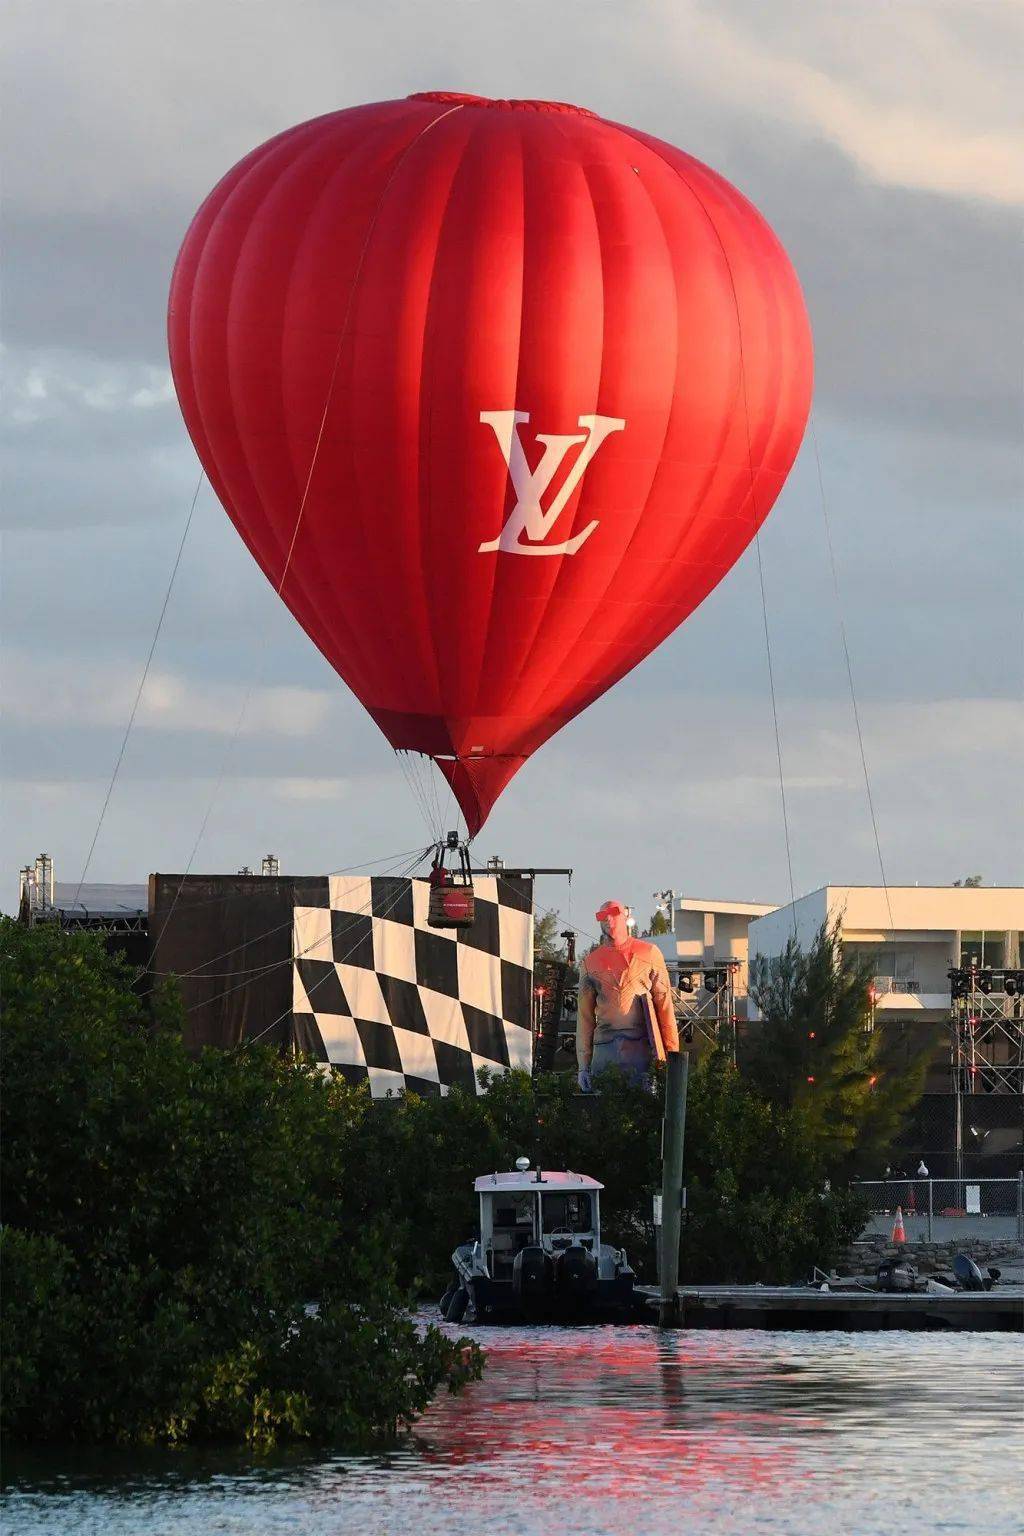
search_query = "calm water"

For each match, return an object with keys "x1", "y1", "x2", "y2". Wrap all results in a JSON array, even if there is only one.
[{"x1": 4, "y1": 1317, "x2": 1023, "y2": 1536}]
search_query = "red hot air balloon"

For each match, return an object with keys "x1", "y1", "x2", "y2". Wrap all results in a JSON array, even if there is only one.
[{"x1": 168, "y1": 93, "x2": 812, "y2": 835}]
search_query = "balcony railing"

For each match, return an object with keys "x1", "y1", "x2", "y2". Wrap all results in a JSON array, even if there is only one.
[{"x1": 872, "y1": 975, "x2": 921, "y2": 995}]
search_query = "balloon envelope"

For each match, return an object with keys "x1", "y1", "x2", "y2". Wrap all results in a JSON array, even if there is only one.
[{"x1": 168, "y1": 92, "x2": 812, "y2": 833}]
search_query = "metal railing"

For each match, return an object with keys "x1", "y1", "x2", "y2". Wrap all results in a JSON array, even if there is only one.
[
  {"x1": 871, "y1": 975, "x2": 921, "y2": 995},
  {"x1": 852, "y1": 1175, "x2": 1024, "y2": 1243}
]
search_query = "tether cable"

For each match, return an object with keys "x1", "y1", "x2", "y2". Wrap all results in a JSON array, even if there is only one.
[
  {"x1": 183, "y1": 846, "x2": 429, "y2": 1021},
  {"x1": 615, "y1": 127, "x2": 798, "y2": 931},
  {"x1": 810, "y1": 415, "x2": 897, "y2": 958},
  {"x1": 148, "y1": 680, "x2": 259, "y2": 966},
  {"x1": 71, "y1": 470, "x2": 205, "y2": 909},
  {"x1": 144, "y1": 844, "x2": 431, "y2": 991},
  {"x1": 173, "y1": 104, "x2": 468, "y2": 868},
  {"x1": 238, "y1": 849, "x2": 429, "y2": 1049}
]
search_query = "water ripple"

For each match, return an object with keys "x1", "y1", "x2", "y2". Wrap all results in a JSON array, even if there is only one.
[{"x1": 4, "y1": 1320, "x2": 1022, "y2": 1536}]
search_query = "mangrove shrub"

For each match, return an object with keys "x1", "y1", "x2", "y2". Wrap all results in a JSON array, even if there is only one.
[{"x1": 0, "y1": 919, "x2": 480, "y2": 1447}]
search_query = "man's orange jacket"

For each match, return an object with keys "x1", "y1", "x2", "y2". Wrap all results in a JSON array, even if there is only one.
[{"x1": 576, "y1": 938, "x2": 679, "y2": 1067}]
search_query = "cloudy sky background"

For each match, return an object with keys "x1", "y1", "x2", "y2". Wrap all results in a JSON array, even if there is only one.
[{"x1": 3, "y1": 0, "x2": 1021, "y2": 931}]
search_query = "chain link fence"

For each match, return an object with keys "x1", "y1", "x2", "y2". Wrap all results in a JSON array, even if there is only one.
[{"x1": 853, "y1": 1176, "x2": 1024, "y2": 1243}]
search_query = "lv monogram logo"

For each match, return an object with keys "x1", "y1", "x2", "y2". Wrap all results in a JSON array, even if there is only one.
[{"x1": 478, "y1": 409, "x2": 625, "y2": 556}]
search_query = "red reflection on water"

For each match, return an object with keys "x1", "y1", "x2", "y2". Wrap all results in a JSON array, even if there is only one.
[{"x1": 415, "y1": 1330, "x2": 817, "y2": 1502}]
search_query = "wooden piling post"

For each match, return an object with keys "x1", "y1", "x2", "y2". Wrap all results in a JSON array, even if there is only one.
[{"x1": 659, "y1": 1050, "x2": 689, "y2": 1327}]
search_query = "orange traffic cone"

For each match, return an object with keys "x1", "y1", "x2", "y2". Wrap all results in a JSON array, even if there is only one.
[{"x1": 891, "y1": 1206, "x2": 906, "y2": 1243}]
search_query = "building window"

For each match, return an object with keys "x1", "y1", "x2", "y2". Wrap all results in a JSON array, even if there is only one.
[{"x1": 960, "y1": 932, "x2": 1008, "y2": 969}]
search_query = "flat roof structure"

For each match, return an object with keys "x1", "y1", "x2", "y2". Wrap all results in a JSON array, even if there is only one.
[
  {"x1": 51, "y1": 882, "x2": 148, "y2": 919},
  {"x1": 474, "y1": 1171, "x2": 603, "y2": 1193},
  {"x1": 676, "y1": 897, "x2": 777, "y2": 918}
]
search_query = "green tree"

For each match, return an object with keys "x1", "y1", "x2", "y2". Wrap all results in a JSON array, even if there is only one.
[
  {"x1": 648, "y1": 908, "x2": 671, "y2": 936},
  {"x1": 679, "y1": 1051, "x2": 866, "y2": 1281},
  {"x1": 746, "y1": 922, "x2": 934, "y2": 1172},
  {"x1": 533, "y1": 909, "x2": 566, "y2": 963},
  {"x1": 0, "y1": 919, "x2": 480, "y2": 1447},
  {"x1": 953, "y1": 875, "x2": 983, "y2": 887}
]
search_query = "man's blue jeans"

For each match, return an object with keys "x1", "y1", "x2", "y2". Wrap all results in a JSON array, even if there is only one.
[{"x1": 591, "y1": 1032, "x2": 652, "y2": 1087}]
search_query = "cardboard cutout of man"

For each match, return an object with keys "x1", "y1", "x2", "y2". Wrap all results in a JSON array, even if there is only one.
[{"x1": 576, "y1": 899, "x2": 679, "y2": 1091}]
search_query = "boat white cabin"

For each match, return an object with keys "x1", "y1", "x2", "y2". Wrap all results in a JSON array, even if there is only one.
[
  {"x1": 474, "y1": 1169, "x2": 603, "y2": 1281},
  {"x1": 441, "y1": 1158, "x2": 638, "y2": 1323}
]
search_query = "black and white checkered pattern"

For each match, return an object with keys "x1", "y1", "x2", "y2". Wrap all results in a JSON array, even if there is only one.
[{"x1": 292, "y1": 874, "x2": 534, "y2": 1096}]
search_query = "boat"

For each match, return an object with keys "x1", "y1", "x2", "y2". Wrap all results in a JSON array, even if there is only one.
[{"x1": 439, "y1": 1158, "x2": 640, "y2": 1324}]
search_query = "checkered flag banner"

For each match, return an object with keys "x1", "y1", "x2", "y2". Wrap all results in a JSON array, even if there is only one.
[{"x1": 292, "y1": 874, "x2": 534, "y2": 1096}]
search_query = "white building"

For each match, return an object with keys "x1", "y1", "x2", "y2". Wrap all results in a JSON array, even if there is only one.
[
  {"x1": 748, "y1": 886, "x2": 1024, "y2": 1100},
  {"x1": 747, "y1": 886, "x2": 1024, "y2": 1017},
  {"x1": 650, "y1": 895, "x2": 778, "y2": 1017},
  {"x1": 647, "y1": 885, "x2": 1024, "y2": 1055}
]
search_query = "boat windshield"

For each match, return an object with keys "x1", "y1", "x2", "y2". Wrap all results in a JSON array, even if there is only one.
[
  {"x1": 487, "y1": 1194, "x2": 538, "y2": 1279},
  {"x1": 540, "y1": 1191, "x2": 593, "y2": 1233},
  {"x1": 492, "y1": 1195, "x2": 537, "y2": 1235}
]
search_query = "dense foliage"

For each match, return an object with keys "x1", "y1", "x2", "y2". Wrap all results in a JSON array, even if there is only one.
[
  {"x1": 3, "y1": 915, "x2": 924, "y2": 1445},
  {"x1": 0, "y1": 919, "x2": 480, "y2": 1448},
  {"x1": 341, "y1": 1055, "x2": 866, "y2": 1293}
]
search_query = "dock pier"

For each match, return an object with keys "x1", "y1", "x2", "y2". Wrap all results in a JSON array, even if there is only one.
[{"x1": 639, "y1": 1283, "x2": 1023, "y2": 1332}]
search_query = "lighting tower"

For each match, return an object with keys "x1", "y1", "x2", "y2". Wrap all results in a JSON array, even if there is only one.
[{"x1": 947, "y1": 964, "x2": 1024, "y2": 1189}]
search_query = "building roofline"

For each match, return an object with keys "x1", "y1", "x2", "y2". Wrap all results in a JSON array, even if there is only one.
[
  {"x1": 823, "y1": 885, "x2": 1022, "y2": 892},
  {"x1": 676, "y1": 897, "x2": 778, "y2": 916}
]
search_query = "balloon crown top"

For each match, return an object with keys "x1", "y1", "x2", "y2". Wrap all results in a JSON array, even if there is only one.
[{"x1": 409, "y1": 91, "x2": 595, "y2": 117}]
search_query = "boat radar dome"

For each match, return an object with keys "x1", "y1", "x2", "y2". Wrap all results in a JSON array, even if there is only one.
[{"x1": 514, "y1": 1157, "x2": 531, "y2": 1173}]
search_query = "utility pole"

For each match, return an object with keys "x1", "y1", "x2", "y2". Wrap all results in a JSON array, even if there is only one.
[{"x1": 659, "y1": 1050, "x2": 689, "y2": 1326}]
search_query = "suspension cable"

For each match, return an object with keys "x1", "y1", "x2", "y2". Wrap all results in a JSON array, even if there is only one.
[
  {"x1": 751, "y1": 528, "x2": 798, "y2": 934},
  {"x1": 148, "y1": 679, "x2": 259, "y2": 965},
  {"x1": 810, "y1": 414, "x2": 897, "y2": 960},
  {"x1": 71, "y1": 471, "x2": 205, "y2": 908},
  {"x1": 182, "y1": 846, "x2": 430, "y2": 1020},
  {"x1": 132, "y1": 109, "x2": 469, "y2": 918},
  {"x1": 238, "y1": 849, "x2": 429, "y2": 1049},
  {"x1": 143, "y1": 844, "x2": 431, "y2": 990},
  {"x1": 612, "y1": 130, "x2": 799, "y2": 938}
]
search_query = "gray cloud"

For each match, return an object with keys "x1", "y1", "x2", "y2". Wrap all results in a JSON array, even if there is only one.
[{"x1": 2, "y1": 0, "x2": 1020, "y2": 917}]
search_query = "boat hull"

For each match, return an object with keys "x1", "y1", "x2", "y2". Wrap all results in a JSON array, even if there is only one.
[{"x1": 445, "y1": 1259, "x2": 641, "y2": 1325}]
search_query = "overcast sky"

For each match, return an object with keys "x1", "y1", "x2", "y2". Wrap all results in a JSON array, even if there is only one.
[{"x1": 3, "y1": 0, "x2": 1021, "y2": 933}]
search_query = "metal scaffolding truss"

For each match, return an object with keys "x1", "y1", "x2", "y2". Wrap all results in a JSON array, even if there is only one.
[
  {"x1": 951, "y1": 988, "x2": 1024, "y2": 1097},
  {"x1": 950, "y1": 978, "x2": 1024, "y2": 1187},
  {"x1": 670, "y1": 960, "x2": 741, "y2": 1060}
]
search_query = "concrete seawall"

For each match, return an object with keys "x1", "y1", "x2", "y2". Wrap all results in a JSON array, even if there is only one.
[{"x1": 842, "y1": 1230, "x2": 1024, "y2": 1278}]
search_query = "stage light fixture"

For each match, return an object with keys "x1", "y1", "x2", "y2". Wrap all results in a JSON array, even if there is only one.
[{"x1": 948, "y1": 968, "x2": 971, "y2": 1000}]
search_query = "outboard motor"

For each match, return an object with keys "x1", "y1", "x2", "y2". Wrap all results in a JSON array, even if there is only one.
[
  {"x1": 554, "y1": 1243, "x2": 599, "y2": 1308},
  {"x1": 876, "y1": 1257, "x2": 917, "y2": 1293},
  {"x1": 952, "y1": 1253, "x2": 986, "y2": 1292},
  {"x1": 513, "y1": 1246, "x2": 554, "y2": 1305}
]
